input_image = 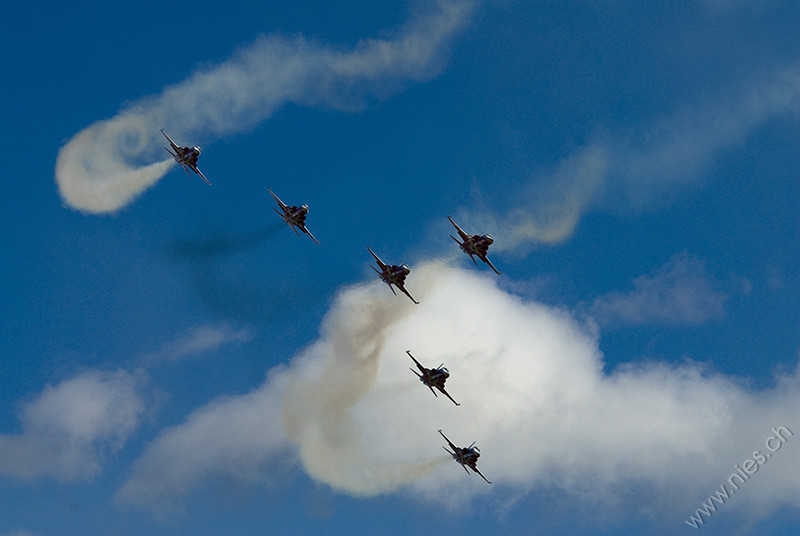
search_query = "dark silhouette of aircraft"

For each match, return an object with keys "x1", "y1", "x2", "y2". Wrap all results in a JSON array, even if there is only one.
[
  {"x1": 269, "y1": 189, "x2": 319, "y2": 244},
  {"x1": 439, "y1": 429, "x2": 491, "y2": 484},
  {"x1": 367, "y1": 247, "x2": 418, "y2": 304},
  {"x1": 448, "y1": 217, "x2": 500, "y2": 274},
  {"x1": 161, "y1": 129, "x2": 211, "y2": 185},
  {"x1": 407, "y1": 350, "x2": 459, "y2": 405}
]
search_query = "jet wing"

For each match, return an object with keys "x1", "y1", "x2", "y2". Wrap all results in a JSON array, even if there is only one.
[
  {"x1": 366, "y1": 247, "x2": 389, "y2": 271},
  {"x1": 268, "y1": 188, "x2": 289, "y2": 211},
  {"x1": 438, "y1": 430, "x2": 458, "y2": 452},
  {"x1": 301, "y1": 225, "x2": 320, "y2": 245},
  {"x1": 448, "y1": 216, "x2": 470, "y2": 241},
  {"x1": 191, "y1": 165, "x2": 212, "y2": 185},
  {"x1": 436, "y1": 385, "x2": 460, "y2": 406},
  {"x1": 161, "y1": 129, "x2": 180, "y2": 153},
  {"x1": 396, "y1": 283, "x2": 419, "y2": 304},
  {"x1": 472, "y1": 466, "x2": 492, "y2": 484},
  {"x1": 480, "y1": 255, "x2": 502, "y2": 275},
  {"x1": 406, "y1": 350, "x2": 427, "y2": 374}
]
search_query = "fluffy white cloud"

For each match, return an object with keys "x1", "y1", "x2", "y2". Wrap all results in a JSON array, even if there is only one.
[
  {"x1": 0, "y1": 370, "x2": 146, "y2": 481},
  {"x1": 119, "y1": 263, "x2": 800, "y2": 520}
]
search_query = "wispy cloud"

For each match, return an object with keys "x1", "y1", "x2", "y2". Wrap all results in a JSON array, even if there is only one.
[
  {"x1": 116, "y1": 370, "x2": 291, "y2": 511},
  {"x1": 0, "y1": 370, "x2": 146, "y2": 481},
  {"x1": 142, "y1": 324, "x2": 254, "y2": 365},
  {"x1": 55, "y1": 0, "x2": 475, "y2": 213},
  {"x1": 119, "y1": 263, "x2": 799, "y2": 520},
  {"x1": 588, "y1": 253, "x2": 728, "y2": 327},
  {"x1": 471, "y1": 65, "x2": 800, "y2": 251}
]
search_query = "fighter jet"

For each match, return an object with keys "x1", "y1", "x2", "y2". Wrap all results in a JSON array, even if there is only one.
[
  {"x1": 161, "y1": 129, "x2": 211, "y2": 185},
  {"x1": 439, "y1": 429, "x2": 491, "y2": 484},
  {"x1": 268, "y1": 189, "x2": 319, "y2": 244},
  {"x1": 366, "y1": 247, "x2": 418, "y2": 304},
  {"x1": 407, "y1": 350, "x2": 459, "y2": 406},
  {"x1": 448, "y1": 217, "x2": 501, "y2": 275}
]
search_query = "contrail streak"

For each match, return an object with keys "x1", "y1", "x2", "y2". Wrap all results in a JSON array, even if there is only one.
[
  {"x1": 465, "y1": 65, "x2": 800, "y2": 251},
  {"x1": 55, "y1": 1, "x2": 474, "y2": 213}
]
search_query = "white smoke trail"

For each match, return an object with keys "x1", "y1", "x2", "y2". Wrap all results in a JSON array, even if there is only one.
[
  {"x1": 55, "y1": 122, "x2": 174, "y2": 214},
  {"x1": 282, "y1": 279, "x2": 448, "y2": 496},
  {"x1": 120, "y1": 262, "x2": 800, "y2": 517},
  {"x1": 55, "y1": 0, "x2": 475, "y2": 213},
  {"x1": 466, "y1": 65, "x2": 800, "y2": 251}
]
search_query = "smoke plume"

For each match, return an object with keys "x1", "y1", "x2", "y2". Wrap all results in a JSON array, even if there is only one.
[
  {"x1": 55, "y1": 1, "x2": 474, "y2": 213},
  {"x1": 120, "y1": 262, "x2": 800, "y2": 518},
  {"x1": 467, "y1": 65, "x2": 800, "y2": 251}
]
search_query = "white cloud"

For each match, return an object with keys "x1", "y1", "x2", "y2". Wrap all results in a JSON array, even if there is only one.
[
  {"x1": 119, "y1": 263, "x2": 800, "y2": 521},
  {"x1": 0, "y1": 370, "x2": 146, "y2": 481},
  {"x1": 55, "y1": 0, "x2": 475, "y2": 213},
  {"x1": 116, "y1": 369, "x2": 291, "y2": 510},
  {"x1": 588, "y1": 253, "x2": 728, "y2": 326}
]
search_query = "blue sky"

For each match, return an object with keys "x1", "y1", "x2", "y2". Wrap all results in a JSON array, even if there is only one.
[{"x1": 2, "y1": 1, "x2": 799, "y2": 534}]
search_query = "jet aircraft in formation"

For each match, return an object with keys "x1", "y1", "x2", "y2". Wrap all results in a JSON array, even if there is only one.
[
  {"x1": 448, "y1": 216, "x2": 501, "y2": 274},
  {"x1": 269, "y1": 189, "x2": 319, "y2": 244},
  {"x1": 407, "y1": 350, "x2": 459, "y2": 406},
  {"x1": 367, "y1": 247, "x2": 418, "y2": 304},
  {"x1": 439, "y1": 429, "x2": 492, "y2": 484},
  {"x1": 161, "y1": 129, "x2": 211, "y2": 185},
  {"x1": 156, "y1": 129, "x2": 496, "y2": 483}
]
